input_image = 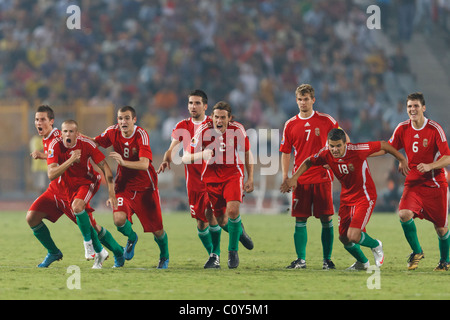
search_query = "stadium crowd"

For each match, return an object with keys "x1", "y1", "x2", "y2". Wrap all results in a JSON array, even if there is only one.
[{"x1": 0, "y1": 0, "x2": 448, "y2": 153}]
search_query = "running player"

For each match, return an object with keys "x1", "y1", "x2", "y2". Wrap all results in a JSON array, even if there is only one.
[
  {"x1": 94, "y1": 106, "x2": 170, "y2": 269},
  {"x1": 183, "y1": 101, "x2": 254, "y2": 269},
  {"x1": 281, "y1": 128, "x2": 410, "y2": 270},
  {"x1": 386, "y1": 92, "x2": 450, "y2": 271},
  {"x1": 28, "y1": 106, "x2": 124, "y2": 268},
  {"x1": 47, "y1": 120, "x2": 123, "y2": 268}
]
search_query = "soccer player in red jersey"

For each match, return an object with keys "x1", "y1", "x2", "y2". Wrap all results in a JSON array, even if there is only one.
[
  {"x1": 281, "y1": 128, "x2": 410, "y2": 270},
  {"x1": 280, "y1": 84, "x2": 344, "y2": 270},
  {"x1": 386, "y1": 92, "x2": 450, "y2": 270},
  {"x1": 47, "y1": 120, "x2": 123, "y2": 268},
  {"x1": 94, "y1": 106, "x2": 170, "y2": 269},
  {"x1": 183, "y1": 101, "x2": 254, "y2": 269},
  {"x1": 27, "y1": 105, "x2": 71, "y2": 267},
  {"x1": 157, "y1": 90, "x2": 223, "y2": 268}
]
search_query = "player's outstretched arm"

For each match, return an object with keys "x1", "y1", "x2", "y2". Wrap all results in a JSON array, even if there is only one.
[
  {"x1": 109, "y1": 152, "x2": 149, "y2": 171},
  {"x1": 244, "y1": 150, "x2": 254, "y2": 193},
  {"x1": 96, "y1": 159, "x2": 118, "y2": 210},
  {"x1": 280, "y1": 157, "x2": 312, "y2": 193},
  {"x1": 181, "y1": 149, "x2": 213, "y2": 164},
  {"x1": 379, "y1": 141, "x2": 410, "y2": 176},
  {"x1": 417, "y1": 155, "x2": 450, "y2": 173},
  {"x1": 157, "y1": 139, "x2": 181, "y2": 173}
]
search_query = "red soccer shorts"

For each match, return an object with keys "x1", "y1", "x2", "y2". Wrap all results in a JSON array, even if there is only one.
[
  {"x1": 115, "y1": 188, "x2": 163, "y2": 233},
  {"x1": 29, "y1": 188, "x2": 97, "y2": 227},
  {"x1": 187, "y1": 189, "x2": 211, "y2": 223},
  {"x1": 206, "y1": 176, "x2": 243, "y2": 217},
  {"x1": 399, "y1": 184, "x2": 449, "y2": 228},
  {"x1": 291, "y1": 182, "x2": 334, "y2": 219},
  {"x1": 338, "y1": 199, "x2": 376, "y2": 237}
]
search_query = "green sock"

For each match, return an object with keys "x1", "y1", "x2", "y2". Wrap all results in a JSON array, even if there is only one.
[
  {"x1": 90, "y1": 227, "x2": 103, "y2": 253},
  {"x1": 400, "y1": 219, "x2": 422, "y2": 253},
  {"x1": 198, "y1": 226, "x2": 213, "y2": 254},
  {"x1": 358, "y1": 232, "x2": 379, "y2": 249},
  {"x1": 209, "y1": 224, "x2": 221, "y2": 256},
  {"x1": 117, "y1": 219, "x2": 137, "y2": 242},
  {"x1": 228, "y1": 216, "x2": 242, "y2": 251},
  {"x1": 222, "y1": 224, "x2": 229, "y2": 233},
  {"x1": 344, "y1": 243, "x2": 369, "y2": 263},
  {"x1": 294, "y1": 221, "x2": 307, "y2": 260},
  {"x1": 438, "y1": 230, "x2": 450, "y2": 263},
  {"x1": 321, "y1": 220, "x2": 334, "y2": 260},
  {"x1": 75, "y1": 210, "x2": 92, "y2": 242},
  {"x1": 32, "y1": 222, "x2": 59, "y2": 254},
  {"x1": 154, "y1": 231, "x2": 169, "y2": 259},
  {"x1": 98, "y1": 227, "x2": 123, "y2": 257}
]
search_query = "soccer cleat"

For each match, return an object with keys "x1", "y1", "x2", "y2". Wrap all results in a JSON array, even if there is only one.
[
  {"x1": 322, "y1": 259, "x2": 336, "y2": 270},
  {"x1": 37, "y1": 251, "x2": 63, "y2": 268},
  {"x1": 204, "y1": 253, "x2": 220, "y2": 269},
  {"x1": 346, "y1": 261, "x2": 370, "y2": 271},
  {"x1": 92, "y1": 248, "x2": 109, "y2": 269},
  {"x1": 407, "y1": 251, "x2": 424, "y2": 270},
  {"x1": 371, "y1": 240, "x2": 384, "y2": 267},
  {"x1": 239, "y1": 223, "x2": 254, "y2": 250},
  {"x1": 157, "y1": 257, "x2": 169, "y2": 269},
  {"x1": 286, "y1": 258, "x2": 306, "y2": 269},
  {"x1": 123, "y1": 234, "x2": 138, "y2": 260},
  {"x1": 433, "y1": 260, "x2": 449, "y2": 271},
  {"x1": 113, "y1": 254, "x2": 125, "y2": 268},
  {"x1": 228, "y1": 250, "x2": 239, "y2": 269},
  {"x1": 84, "y1": 240, "x2": 96, "y2": 260}
]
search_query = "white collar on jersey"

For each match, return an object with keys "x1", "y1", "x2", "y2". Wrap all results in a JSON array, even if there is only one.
[
  {"x1": 44, "y1": 127, "x2": 59, "y2": 140},
  {"x1": 191, "y1": 115, "x2": 208, "y2": 125},
  {"x1": 298, "y1": 110, "x2": 315, "y2": 120},
  {"x1": 411, "y1": 117, "x2": 428, "y2": 131},
  {"x1": 121, "y1": 125, "x2": 137, "y2": 139}
]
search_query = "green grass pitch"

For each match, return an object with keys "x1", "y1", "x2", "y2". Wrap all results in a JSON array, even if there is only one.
[{"x1": 1, "y1": 210, "x2": 449, "y2": 300}]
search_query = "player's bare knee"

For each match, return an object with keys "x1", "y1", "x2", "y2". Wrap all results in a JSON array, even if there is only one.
[
  {"x1": 398, "y1": 209, "x2": 414, "y2": 222},
  {"x1": 26, "y1": 210, "x2": 44, "y2": 227}
]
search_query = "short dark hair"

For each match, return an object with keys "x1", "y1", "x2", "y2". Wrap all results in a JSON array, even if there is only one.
[
  {"x1": 118, "y1": 105, "x2": 136, "y2": 118},
  {"x1": 212, "y1": 101, "x2": 232, "y2": 117},
  {"x1": 61, "y1": 119, "x2": 78, "y2": 129},
  {"x1": 406, "y1": 92, "x2": 425, "y2": 106},
  {"x1": 36, "y1": 105, "x2": 54, "y2": 120},
  {"x1": 188, "y1": 89, "x2": 208, "y2": 104},
  {"x1": 327, "y1": 128, "x2": 346, "y2": 143}
]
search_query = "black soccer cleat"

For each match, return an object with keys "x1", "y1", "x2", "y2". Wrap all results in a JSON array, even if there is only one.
[
  {"x1": 239, "y1": 223, "x2": 254, "y2": 250},
  {"x1": 228, "y1": 250, "x2": 239, "y2": 269}
]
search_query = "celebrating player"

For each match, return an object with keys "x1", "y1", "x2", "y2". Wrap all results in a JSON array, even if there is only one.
[
  {"x1": 281, "y1": 128, "x2": 410, "y2": 270},
  {"x1": 384, "y1": 92, "x2": 450, "y2": 271},
  {"x1": 280, "y1": 84, "x2": 344, "y2": 270},
  {"x1": 157, "y1": 90, "x2": 222, "y2": 268},
  {"x1": 94, "y1": 106, "x2": 170, "y2": 269},
  {"x1": 27, "y1": 106, "x2": 123, "y2": 268},
  {"x1": 183, "y1": 101, "x2": 254, "y2": 269},
  {"x1": 47, "y1": 120, "x2": 124, "y2": 269}
]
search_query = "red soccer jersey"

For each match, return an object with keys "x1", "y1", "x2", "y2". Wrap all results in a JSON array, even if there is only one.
[
  {"x1": 42, "y1": 128, "x2": 66, "y2": 195},
  {"x1": 280, "y1": 111, "x2": 339, "y2": 184},
  {"x1": 192, "y1": 120, "x2": 250, "y2": 184},
  {"x1": 95, "y1": 124, "x2": 157, "y2": 192},
  {"x1": 172, "y1": 116, "x2": 212, "y2": 192},
  {"x1": 47, "y1": 136, "x2": 104, "y2": 192},
  {"x1": 389, "y1": 118, "x2": 450, "y2": 187},
  {"x1": 309, "y1": 141, "x2": 381, "y2": 205}
]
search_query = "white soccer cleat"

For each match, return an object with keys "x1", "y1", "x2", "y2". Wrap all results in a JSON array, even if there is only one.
[
  {"x1": 346, "y1": 260, "x2": 370, "y2": 271},
  {"x1": 371, "y1": 240, "x2": 384, "y2": 267},
  {"x1": 84, "y1": 240, "x2": 96, "y2": 260},
  {"x1": 92, "y1": 248, "x2": 109, "y2": 269}
]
